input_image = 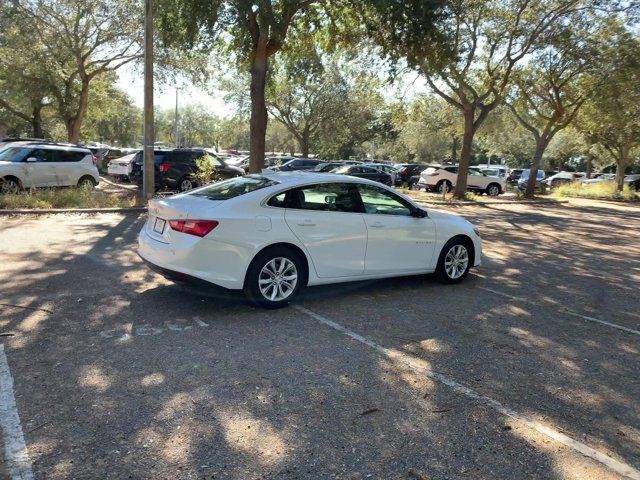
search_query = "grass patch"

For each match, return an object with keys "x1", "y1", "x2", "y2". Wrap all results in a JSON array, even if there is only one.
[
  {"x1": 555, "y1": 182, "x2": 638, "y2": 201},
  {"x1": 0, "y1": 188, "x2": 136, "y2": 209}
]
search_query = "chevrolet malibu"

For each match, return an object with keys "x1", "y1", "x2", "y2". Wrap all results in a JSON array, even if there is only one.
[{"x1": 138, "y1": 173, "x2": 482, "y2": 308}]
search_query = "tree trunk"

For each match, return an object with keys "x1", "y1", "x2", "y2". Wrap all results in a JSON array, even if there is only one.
[
  {"x1": 299, "y1": 134, "x2": 310, "y2": 158},
  {"x1": 585, "y1": 154, "x2": 593, "y2": 179},
  {"x1": 450, "y1": 136, "x2": 459, "y2": 161},
  {"x1": 615, "y1": 145, "x2": 629, "y2": 192},
  {"x1": 66, "y1": 79, "x2": 91, "y2": 144},
  {"x1": 455, "y1": 110, "x2": 475, "y2": 199},
  {"x1": 31, "y1": 105, "x2": 43, "y2": 138},
  {"x1": 249, "y1": 51, "x2": 268, "y2": 174},
  {"x1": 524, "y1": 137, "x2": 548, "y2": 198}
]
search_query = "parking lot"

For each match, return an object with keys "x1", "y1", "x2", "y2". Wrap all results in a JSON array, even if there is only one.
[{"x1": 0, "y1": 199, "x2": 639, "y2": 479}]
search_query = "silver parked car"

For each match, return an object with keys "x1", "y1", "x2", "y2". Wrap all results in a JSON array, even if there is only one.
[{"x1": 0, "y1": 142, "x2": 100, "y2": 194}]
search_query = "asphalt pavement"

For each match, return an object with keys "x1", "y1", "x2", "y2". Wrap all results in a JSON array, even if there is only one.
[{"x1": 0, "y1": 199, "x2": 638, "y2": 479}]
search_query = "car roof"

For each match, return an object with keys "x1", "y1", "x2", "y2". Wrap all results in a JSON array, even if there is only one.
[
  {"x1": 2, "y1": 141, "x2": 90, "y2": 152},
  {"x1": 260, "y1": 170, "x2": 383, "y2": 185}
]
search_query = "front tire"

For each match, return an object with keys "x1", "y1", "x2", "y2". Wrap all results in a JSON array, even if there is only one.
[
  {"x1": 0, "y1": 177, "x2": 21, "y2": 194},
  {"x1": 436, "y1": 180, "x2": 452, "y2": 194},
  {"x1": 435, "y1": 237, "x2": 473, "y2": 284},
  {"x1": 244, "y1": 246, "x2": 306, "y2": 308}
]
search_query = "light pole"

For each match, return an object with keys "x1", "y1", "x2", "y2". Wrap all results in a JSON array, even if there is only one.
[{"x1": 142, "y1": 0, "x2": 155, "y2": 203}]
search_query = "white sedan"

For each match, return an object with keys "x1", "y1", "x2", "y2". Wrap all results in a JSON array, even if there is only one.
[{"x1": 138, "y1": 172, "x2": 482, "y2": 308}]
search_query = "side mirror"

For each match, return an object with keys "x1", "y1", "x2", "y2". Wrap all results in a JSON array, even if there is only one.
[
  {"x1": 26, "y1": 157, "x2": 38, "y2": 163},
  {"x1": 411, "y1": 207, "x2": 428, "y2": 218}
]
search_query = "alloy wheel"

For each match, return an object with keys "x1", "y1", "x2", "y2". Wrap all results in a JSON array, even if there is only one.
[
  {"x1": 1, "y1": 179, "x2": 19, "y2": 195},
  {"x1": 180, "y1": 179, "x2": 193, "y2": 191},
  {"x1": 258, "y1": 257, "x2": 298, "y2": 302},
  {"x1": 444, "y1": 244, "x2": 469, "y2": 279},
  {"x1": 488, "y1": 185, "x2": 500, "y2": 196}
]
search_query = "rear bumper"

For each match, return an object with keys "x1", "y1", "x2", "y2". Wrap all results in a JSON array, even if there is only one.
[{"x1": 137, "y1": 227, "x2": 251, "y2": 290}]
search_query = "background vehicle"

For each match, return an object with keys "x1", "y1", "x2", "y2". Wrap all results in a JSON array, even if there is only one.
[
  {"x1": 393, "y1": 163, "x2": 428, "y2": 187},
  {"x1": 332, "y1": 165, "x2": 393, "y2": 185},
  {"x1": 0, "y1": 142, "x2": 99, "y2": 193},
  {"x1": 625, "y1": 174, "x2": 640, "y2": 190},
  {"x1": 417, "y1": 166, "x2": 506, "y2": 196},
  {"x1": 269, "y1": 158, "x2": 323, "y2": 171},
  {"x1": 313, "y1": 161, "x2": 346, "y2": 172},
  {"x1": 107, "y1": 152, "x2": 139, "y2": 182},
  {"x1": 138, "y1": 173, "x2": 482, "y2": 308},
  {"x1": 362, "y1": 163, "x2": 400, "y2": 184},
  {"x1": 542, "y1": 171, "x2": 585, "y2": 188},
  {"x1": 517, "y1": 169, "x2": 546, "y2": 191},
  {"x1": 131, "y1": 149, "x2": 245, "y2": 192},
  {"x1": 477, "y1": 165, "x2": 509, "y2": 178},
  {"x1": 507, "y1": 169, "x2": 524, "y2": 185},
  {"x1": 582, "y1": 173, "x2": 616, "y2": 185}
]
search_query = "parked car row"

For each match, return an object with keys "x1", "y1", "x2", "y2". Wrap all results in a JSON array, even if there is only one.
[{"x1": 0, "y1": 140, "x2": 100, "y2": 193}]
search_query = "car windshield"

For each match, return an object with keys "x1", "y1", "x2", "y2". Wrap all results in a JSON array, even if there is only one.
[
  {"x1": 313, "y1": 163, "x2": 336, "y2": 172},
  {"x1": 0, "y1": 147, "x2": 31, "y2": 163},
  {"x1": 190, "y1": 176, "x2": 278, "y2": 200},
  {"x1": 520, "y1": 170, "x2": 545, "y2": 180},
  {"x1": 332, "y1": 166, "x2": 351, "y2": 174}
]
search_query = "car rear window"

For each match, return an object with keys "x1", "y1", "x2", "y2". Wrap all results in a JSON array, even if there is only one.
[{"x1": 190, "y1": 176, "x2": 278, "y2": 201}]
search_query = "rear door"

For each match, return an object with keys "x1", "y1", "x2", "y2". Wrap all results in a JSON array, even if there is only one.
[
  {"x1": 283, "y1": 183, "x2": 367, "y2": 278},
  {"x1": 356, "y1": 184, "x2": 436, "y2": 273},
  {"x1": 54, "y1": 150, "x2": 87, "y2": 186}
]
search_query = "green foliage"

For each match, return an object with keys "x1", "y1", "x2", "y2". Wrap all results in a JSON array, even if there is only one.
[
  {"x1": 194, "y1": 155, "x2": 219, "y2": 186},
  {"x1": 0, "y1": 189, "x2": 135, "y2": 209}
]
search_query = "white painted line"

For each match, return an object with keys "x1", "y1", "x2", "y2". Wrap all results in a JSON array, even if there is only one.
[
  {"x1": 477, "y1": 285, "x2": 640, "y2": 336},
  {"x1": 0, "y1": 344, "x2": 34, "y2": 480},
  {"x1": 293, "y1": 305, "x2": 640, "y2": 480}
]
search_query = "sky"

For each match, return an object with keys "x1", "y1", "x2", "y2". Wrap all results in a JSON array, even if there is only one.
[{"x1": 117, "y1": 66, "x2": 235, "y2": 116}]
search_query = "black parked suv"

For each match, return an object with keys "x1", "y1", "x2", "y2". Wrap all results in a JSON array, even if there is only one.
[{"x1": 131, "y1": 149, "x2": 245, "y2": 192}]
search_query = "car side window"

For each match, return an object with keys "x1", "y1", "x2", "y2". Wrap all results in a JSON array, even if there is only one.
[
  {"x1": 30, "y1": 149, "x2": 56, "y2": 162},
  {"x1": 57, "y1": 151, "x2": 86, "y2": 162},
  {"x1": 357, "y1": 184, "x2": 412, "y2": 216},
  {"x1": 284, "y1": 183, "x2": 363, "y2": 213},
  {"x1": 469, "y1": 169, "x2": 483, "y2": 176},
  {"x1": 445, "y1": 167, "x2": 458, "y2": 173}
]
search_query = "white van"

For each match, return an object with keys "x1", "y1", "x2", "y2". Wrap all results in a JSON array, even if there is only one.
[{"x1": 0, "y1": 142, "x2": 100, "y2": 194}]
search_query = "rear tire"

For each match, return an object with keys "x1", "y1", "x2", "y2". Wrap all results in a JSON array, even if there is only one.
[
  {"x1": 77, "y1": 176, "x2": 96, "y2": 189},
  {"x1": 178, "y1": 176, "x2": 198, "y2": 192},
  {"x1": 435, "y1": 237, "x2": 473, "y2": 284},
  {"x1": 486, "y1": 183, "x2": 501, "y2": 197},
  {"x1": 244, "y1": 246, "x2": 306, "y2": 309},
  {"x1": 436, "y1": 180, "x2": 452, "y2": 194}
]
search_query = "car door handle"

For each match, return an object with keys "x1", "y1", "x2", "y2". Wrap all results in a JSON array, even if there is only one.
[
  {"x1": 297, "y1": 220, "x2": 316, "y2": 226},
  {"x1": 370, "y1": 221, "x2": 385, "y2": 228}
]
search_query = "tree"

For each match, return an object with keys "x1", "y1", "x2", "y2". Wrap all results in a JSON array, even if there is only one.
[
  {"x1": 158, "y1": 0, "x2": 323, "y2": 173},
  {"x1": 579, "y1": 33, "x2": 640, "y2": 191},
  {"x1": 14, "y1": 0, "x2": 143, "y2": 143},
  {"x1": 506, "y1": 19, "x2": 601, "y2": 197},
  {"x1": 365, "y1": 0, "x2": 590, "y2": 198},
  {"x1": 0, "y1": 6, "x2": 52, "y2": 137}
]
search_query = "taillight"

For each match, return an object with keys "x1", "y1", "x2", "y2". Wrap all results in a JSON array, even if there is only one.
[
  {"x1": 169, "y1": 220, "x2": 219, "y2": 237},
  {"x1": 159, "y1": 162, "x2": 170, "y2": 173},
  {"x1": 400, "y1": 168, "x2": 407, "y2": 174}
]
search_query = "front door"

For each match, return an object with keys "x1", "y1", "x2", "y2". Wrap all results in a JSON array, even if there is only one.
[
  {"x1": 284, "y1": 183, "x2": 367, "y2": 278},
  {"x1": 23, "y1": 148, "x2": 58, "y2": 187},
  {"x1": 356, "y1": 184, "x2": 436, "y2": 274}
]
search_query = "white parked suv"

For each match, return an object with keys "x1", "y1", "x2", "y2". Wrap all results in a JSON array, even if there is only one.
[
  {"x1": 0, "y1": 142, "x2": 100, "y2": 194},
  {"x1": 417, "y1": 165, "x2": 507, "y2": 196}
]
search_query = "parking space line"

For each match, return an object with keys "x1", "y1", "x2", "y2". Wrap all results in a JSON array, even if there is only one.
[
  {"x1": 475, "y1": 283, "x2": 640, "y2": 336},
  {"x1": 293, "y1": 305, "x2": 640, "y2": 480},
  {"x1": 0, "y1": 344, "x2": 33, "y2": 480}
]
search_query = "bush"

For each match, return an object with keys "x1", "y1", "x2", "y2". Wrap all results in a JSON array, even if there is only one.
[
  {"x1": 194, "y1": 154, "x2": 219, "y2": 186},
  {"x1": 555, "y1": 182, "x2": 637, "y2": 201},
  {"x1": 0, "y1": 188, "x2": 136, "y2": 209}
]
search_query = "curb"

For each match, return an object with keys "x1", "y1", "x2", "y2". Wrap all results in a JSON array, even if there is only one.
[
  {"x1": 416, "y1": 199, "x2": 569, "y2": 206},
  {"x1": 0, "y1": 207, "x2": 147, "y2": 215}
]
